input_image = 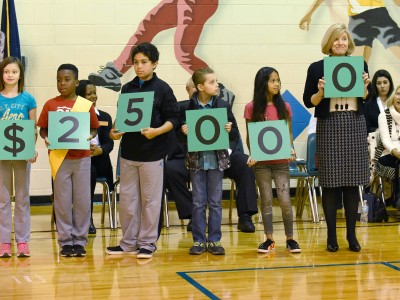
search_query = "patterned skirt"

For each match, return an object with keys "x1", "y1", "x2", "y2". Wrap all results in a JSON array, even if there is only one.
[{"x1": 316, "y1": 111, "x2": 369, "y2": 187}]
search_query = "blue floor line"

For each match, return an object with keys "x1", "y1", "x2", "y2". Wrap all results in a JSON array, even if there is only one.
[
  {"x1": 177, "y1": 260, "x2": 400, "y2": 298},
  {"x1": 177, "y1": 272, "x2": 219, "y2": 300},
  {"x1": 381, "y1": 262, "x2": 400, "y2": 272}
]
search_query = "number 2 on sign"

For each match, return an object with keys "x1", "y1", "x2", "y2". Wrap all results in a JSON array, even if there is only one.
[{"x1": 48, "y1": 112, "x2": 90, "y2": 150}]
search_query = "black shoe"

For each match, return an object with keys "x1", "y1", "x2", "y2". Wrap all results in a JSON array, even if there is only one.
[
  {"x1": 207, "y1": 241, "x2": 225, "y2": 255},
  {"x1": 187, "y1": 220, "x2": 192, "y2": 232},
  {"x1": 189, "y1": 242, "x2": 206, "y2": 255},
  {"x1": 349, "y1": 243, "x2": 361, "y2": 252},
  {"x1": 74, "y1": 245, "x2": 87, "y2": 257},
  {"x1": 89, "y1": 221, "x2": 96, "y2": 235},
  {"x1": 237, "y1": 214, "x2": 255, "y2": 233},
  {"x1": 327, "y1": 244, "x2": 339, "y2": 252},
  {"x1": 60, "y1": 245, "x2": 74, "y2": 257},
  {"x1": 137, "y1": 248, "x2": 153, "y2": 259}
]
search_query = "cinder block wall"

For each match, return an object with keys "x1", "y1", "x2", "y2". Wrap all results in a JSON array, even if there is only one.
[{"x1": 11, "y1": 0, "x2": 400, "y2": 196}]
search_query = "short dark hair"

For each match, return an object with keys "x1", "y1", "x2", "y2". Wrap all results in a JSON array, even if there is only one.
[
  {"x1": 57, "y1": 63, "x2": 78, "y2": 79},
  {"x1": 76, "y1": 79, "x2": 95, "y2": 98},
  {"x1": 131, "y1": 42, "x2": 159, "y2": 63}
]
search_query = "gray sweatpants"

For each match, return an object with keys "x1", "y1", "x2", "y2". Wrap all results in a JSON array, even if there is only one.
[
  {"x1": 0, "y1": 160, "x2": 31, "y2": 243},
  {"x1": 54, "y1": 157, "x2": 91, "y2": 247},
  {"x1": 119, "y1": 158, "x2": 164, "y2": 252}
]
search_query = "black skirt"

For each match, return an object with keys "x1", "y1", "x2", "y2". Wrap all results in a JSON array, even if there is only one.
[{"x1": 316, "y1": 111, "x2": 369, "y2": 187}]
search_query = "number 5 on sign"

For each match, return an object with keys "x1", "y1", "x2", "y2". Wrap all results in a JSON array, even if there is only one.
[
  {"x1": 115, "y1": 92, "x2": 154, "y2": 132},
  {"x1": 186, "y1": 108, "x2": 229, "y2": 152},
  {"x1": 248, "y1": 120, "x2": 291, "y2": 161},
  {"x1": 48, "y1": 112, "x2": 90, "y2": 150},
  {"x1": 0, "y1": 120, "x2": 35, "y2": 160}
]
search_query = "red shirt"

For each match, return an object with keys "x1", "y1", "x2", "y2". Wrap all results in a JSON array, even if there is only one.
[{"x1": 37, "y1": 96, "x2": 100, "y2": 159}]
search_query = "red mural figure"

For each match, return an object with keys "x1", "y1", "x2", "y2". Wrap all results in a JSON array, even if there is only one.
[{"x1": 89, "y1": 0, "x2": 219, "y2": 92}]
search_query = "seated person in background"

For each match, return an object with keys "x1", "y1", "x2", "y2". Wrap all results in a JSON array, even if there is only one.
[
  {"x1": 76, "y1": 80, "x2": 114, "y2": 234},
  {"x1": 164, "y1": 78, "x2": 258, "y2": 232},
  {"x1": 365, "y1": 69, "x2": 394, "y2": 134},
  {"x1": 377, "y1": 84, "x2": 400, "y2": 210},
  {"x1": 365, "y1": 70, "x2": 394, "y2": 202}
]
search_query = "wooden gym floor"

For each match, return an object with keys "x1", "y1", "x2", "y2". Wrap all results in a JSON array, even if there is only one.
[{"x1": 1, "y1": 201, "x2": 400, "y2": 299}]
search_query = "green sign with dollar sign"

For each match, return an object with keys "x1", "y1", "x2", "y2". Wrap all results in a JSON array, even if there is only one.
[{"x1": 0, "y1": 120, "x2": 35, "y2": 160}]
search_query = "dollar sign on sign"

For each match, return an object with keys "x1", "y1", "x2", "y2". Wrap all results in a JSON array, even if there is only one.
[{"x1": 4, "y1": 123, "x2": 25, "y2": 157}]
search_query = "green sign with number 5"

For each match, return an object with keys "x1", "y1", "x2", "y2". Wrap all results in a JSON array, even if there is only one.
[
  {"x1": 0, "y1": 120, "x2": 35, "y2": 160},
  {"x1": 48, "y1": 112, "x2": 90, "y2": 150},
  {"x1": 115, "y1": 92, "x2": 154, "y2": 133}
]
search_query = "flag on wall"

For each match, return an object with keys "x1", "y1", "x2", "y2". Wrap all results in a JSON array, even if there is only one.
[{"x1": 1, "y1": 0, "x2": 21, "y2": 60}]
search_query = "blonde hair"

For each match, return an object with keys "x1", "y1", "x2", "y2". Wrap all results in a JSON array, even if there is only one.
[
  {"x1": 321, "y1": 23, "x2": 355, "y2": 55},
  {"x1": 386, "y1": 85, "x2": 400, "y2": 107}
]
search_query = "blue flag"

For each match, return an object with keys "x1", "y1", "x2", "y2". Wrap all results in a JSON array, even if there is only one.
[{"x1": 1, "y1": 0, "x2": 21, "y2": 60}]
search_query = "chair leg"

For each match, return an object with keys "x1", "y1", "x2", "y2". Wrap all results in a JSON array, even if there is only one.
[
  {"x1": 111, "y1": 180, "x2": 120, "y2": 230},
  {"x1": 104, "y1": 183, "x2": 113, "y2": 229},
  {"x1": 307, "y1": 179, "x2": 318, "y2": 224},
  {"x1": 310, "y1": 177, "x2": 320, "y2": 223},
  {"x1": 100, "y1": 183, "x2": 106, "y2": 225},
  {"x1": 229, "y1": 180, "x2": 235, "y2": 224}
]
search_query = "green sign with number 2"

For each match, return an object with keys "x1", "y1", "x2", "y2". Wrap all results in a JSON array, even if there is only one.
[{"x1": 48, "y1": 112, "x2": 90, "y2": 150}]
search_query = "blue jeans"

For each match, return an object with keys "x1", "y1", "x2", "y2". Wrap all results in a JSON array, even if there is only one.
[{"x1": 190, "y1": 169, "x2": 223, "y2": 243}]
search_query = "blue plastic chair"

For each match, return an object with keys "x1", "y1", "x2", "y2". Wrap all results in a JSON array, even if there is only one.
[
  {"x1": 290, "y1": 152, "x2": 319, "y2": 223},
  {"x1": 304, "y1": 133, "x2": 321, "y2": 222}
]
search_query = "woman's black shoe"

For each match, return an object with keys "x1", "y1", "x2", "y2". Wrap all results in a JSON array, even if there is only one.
[
  {"x1": 349, "y1": 243, "x2": 361, "y2": 252},
  {"x1": 327, "y1": 244, "x2": 339, "y2": 252},
  {"x1": 89, "y1": 222, "x2": 97, "y2": 235}
]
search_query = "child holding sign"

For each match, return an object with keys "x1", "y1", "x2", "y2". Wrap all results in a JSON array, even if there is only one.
[
  {"x1": 106, "y1": 42, "x2": 178, "y2": 259},
  {"x1": 0, "y1": 57, "x2": 37, "y2": 258},
  {"x1": 37, "y1": 64, "x2": 99, "y2": 257},
  {"x1": 182, "y1": 67, "x2": 238, "y2": 255},
  {"x1": 244, "y1": 66, "x2": 301, "y2": 254}
]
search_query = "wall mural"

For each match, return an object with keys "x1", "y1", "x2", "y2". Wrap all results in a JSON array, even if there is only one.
[{"x1": 87, "y1": 0, "x2": 400, "y2": 140}]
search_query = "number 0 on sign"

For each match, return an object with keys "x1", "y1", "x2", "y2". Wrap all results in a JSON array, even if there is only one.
[
  {"x1": 0, "y1": 120, "x2": 35, "y2": 160},
  {"x1": 248, "y1": 120, "x2": 291, "y2": 161},
  {"x1": 186, "y1": 108, "x2": 229, "y2": 152},
  {"x1": 324, "y1": 56, "x2": 364, "y2": 98},
  {"x1": 48, "y1": 112, "x2": 90, "y2": 150},
  {"x1": 115, "y1": 92, "x2": 154, "y2": 133}
]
